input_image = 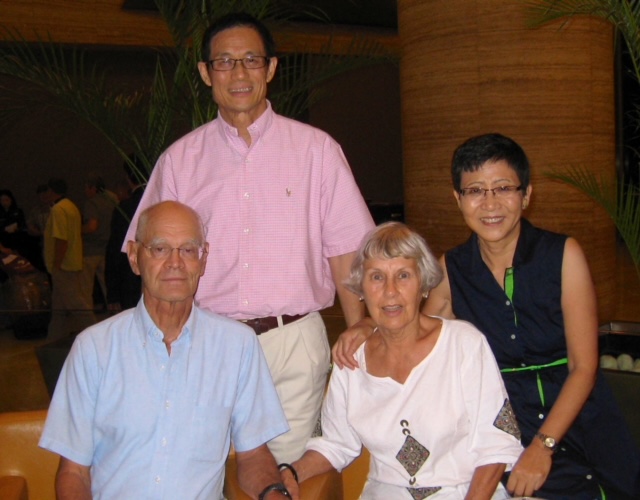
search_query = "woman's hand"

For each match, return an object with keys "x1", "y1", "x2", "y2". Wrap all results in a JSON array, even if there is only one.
[
  {"x1": 506, "y1": 443, "x2": 552, "y2": 497},
  {"x1": 331, "y1": 317, "x2": 377, "y2": 369}
]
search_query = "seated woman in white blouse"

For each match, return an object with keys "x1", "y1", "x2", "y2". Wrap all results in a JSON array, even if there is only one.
[{"x1": 281, "y1": 222, "x2": 523, "y2": 500}]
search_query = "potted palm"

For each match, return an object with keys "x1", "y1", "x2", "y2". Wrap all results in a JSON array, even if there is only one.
[
  {"x1": 0, "y1": 0, "x2": 394, "y2": 179},
  {"x1": 527, "y1": 0, "x2": 640, "y2": 446},
  {"x1": 527, "y1": 0, "x2": 640, "y2": 284}
]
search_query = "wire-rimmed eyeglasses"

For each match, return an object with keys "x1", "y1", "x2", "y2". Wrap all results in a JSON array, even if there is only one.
[
  {"x1": 458, "y1": 185, "x2": 523, "y2": 201},
  {"x1": 140, "y1": 243, "x2": 207, "y2": 261},
  {"x1": 207, "y1": 56, "x2": 269, "y2": 71}
]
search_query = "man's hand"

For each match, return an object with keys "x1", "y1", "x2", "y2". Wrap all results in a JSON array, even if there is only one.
[
  {"x1": 506, "y1": 443, "x2": 552, "y2": 498},
  {"x1": 279, "y1": 466, "x2": 299, "y2": 500},
  {"x1": 331, "y1": 317, "x2": 376, "y2": 370},
  {"x1": 236, "y1": 444, "x2": 288, "y2": 499}
]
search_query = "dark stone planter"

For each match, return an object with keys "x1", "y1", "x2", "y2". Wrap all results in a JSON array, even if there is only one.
[{"x1": 599, "y1": 322, "x2": 640, "y2": 448}]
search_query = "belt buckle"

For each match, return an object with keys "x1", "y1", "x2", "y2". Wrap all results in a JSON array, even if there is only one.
[{"x1": 254, "y1": 318, "x2": 267, "y2": 334}]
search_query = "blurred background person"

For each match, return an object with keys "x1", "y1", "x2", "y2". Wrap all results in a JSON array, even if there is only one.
[
  {"x1": 0, "y1": 187, "x2": 43, "y2": 273},
  {"x1": 0, "y1": 188, "x2": 27, "y2": 249},
  {"x1": 44, "y1": 177, "x2": 95, "y2": 340},
  {"x1": 25, "y1": 183, "x2": 51, "y2": 273},
  {"x1": 81, "y1": 173, "x2": 118, "y2": 312},
  {"x1": 105, "y1": 154, "x2": 145, "y2": 312}
]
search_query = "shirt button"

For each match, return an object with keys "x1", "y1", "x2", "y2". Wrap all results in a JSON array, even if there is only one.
[
  {"x1": 243, "y1": 299, "x2": 249, "y2": 305},
  {"x1": 538, "y1": 413, "x2": 544, "y2": 419},
  {"x1": 161, "y1": 438, "x2": 167, "y2": 447},
  {"x1": 155, "y1": 476, "x2": 161, "y2": 483},
  {"x1": 243, "y1": 192, "x2": 250, "y2": 199},
  {"x1": 506, "y1": 300, "x2": 511, "y2": 306},
  {"x1": 243, "y1": 228, "x2": 250, "y2": 234},
  {"x1": 520, "y1": 363, "x2": 526, "y2": 367},
  {"x1": 160, "y1": 365, "x2": 165, "y2": 371},
  {"x1": 243, "y1": 263, "x2": 249, "y2": 269},
  {"x1": 586, "y1": 474, "x2": 592, "y2": 480},
  {"x1": 165, "y1": 400, "x2": 171, "y2": 409},
  {"x1": 510, "y1": 334, "x2": 516, "y2": 340}
]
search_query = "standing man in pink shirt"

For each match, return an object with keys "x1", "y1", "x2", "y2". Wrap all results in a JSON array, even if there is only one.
[{"x1": 124, "y1": 12, "x2": 374, "y2": 463}]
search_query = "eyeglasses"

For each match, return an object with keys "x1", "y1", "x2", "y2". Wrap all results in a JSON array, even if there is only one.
[
  {"x1": 207, "y1": 56, "x2": 269, "y2": 71},
  {"x1": 459, "y1": 185, "x2": 523, "y2": 201},
  {"x1": 140, "y1": 243, "x2": 207, "y2": 261}
]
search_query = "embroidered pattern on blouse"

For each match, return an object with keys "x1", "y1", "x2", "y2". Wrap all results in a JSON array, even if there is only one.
[
  {"x1": 406, "y1": 486, "x2": 442, "y2": 500},
  {"x1": 396, "y1": 435, "x2": 430, "y2": 476},
  {"x1": 493, "y1": 398, "x2": 521, "y2": 440}
]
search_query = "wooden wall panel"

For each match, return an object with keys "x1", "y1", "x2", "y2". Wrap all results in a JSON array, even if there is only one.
[
  {"x1": 0, "y1": 1, "x2": 400, "y2": 54},
  {"x1": 398, "y1": 0, "x2": 617, "y2": 319}
]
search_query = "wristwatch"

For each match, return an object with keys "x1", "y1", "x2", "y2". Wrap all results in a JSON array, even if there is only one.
[{"x1": 535, "y1": 431, "x2": 557, "y2": 451}]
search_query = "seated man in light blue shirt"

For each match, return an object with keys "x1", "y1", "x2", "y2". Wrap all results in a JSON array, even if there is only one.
[{"x1": 39, "y1": 201, "x2": 292, "y2": 500}]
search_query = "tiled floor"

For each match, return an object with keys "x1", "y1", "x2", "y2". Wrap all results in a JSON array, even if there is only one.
[
  {"x1": 0, "y1": 326, "x2": 51, "y2": 413},
  {"x1": 0, "y1": 307, "x2": 348, "y2": 414}
]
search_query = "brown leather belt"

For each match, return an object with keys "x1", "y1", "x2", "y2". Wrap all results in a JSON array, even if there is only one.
[{"x1": 240, "y1": 314, "x2": 307, "y2": 335}]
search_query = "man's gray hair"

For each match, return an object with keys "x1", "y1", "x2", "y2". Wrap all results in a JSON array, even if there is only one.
[{"x1": 344, "y1": 222, "x2": 443, "y2": 296}]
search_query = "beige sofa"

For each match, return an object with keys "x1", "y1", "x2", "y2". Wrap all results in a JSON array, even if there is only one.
[{"x1": 0, "y1": 410, "x2": 370, "y2": 500}]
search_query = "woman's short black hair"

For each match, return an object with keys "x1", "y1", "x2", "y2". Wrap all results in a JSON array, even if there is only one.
[{"x1": 451, "y1": 133, "x2": 530, "y2": 192}]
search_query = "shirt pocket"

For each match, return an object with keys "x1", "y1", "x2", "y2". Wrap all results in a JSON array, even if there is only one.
[{"x1": 188, "y1": 404, "x2": 233, "y2": 462}]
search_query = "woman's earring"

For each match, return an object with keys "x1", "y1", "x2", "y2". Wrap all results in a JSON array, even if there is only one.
[
  {"x1": 522, "y1": 202, "x2": 528, "y2": 210},
  {"x1": 358, "y1": 296, "x2": 364, "y2": 302},
  {"x1": 422, "y1": 291, "x2": 429, "y2": 299}
]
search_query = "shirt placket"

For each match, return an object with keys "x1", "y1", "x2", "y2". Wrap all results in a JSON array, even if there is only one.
[{"x1": 147, "y1": 334, "x2": 176, "y2": 497}]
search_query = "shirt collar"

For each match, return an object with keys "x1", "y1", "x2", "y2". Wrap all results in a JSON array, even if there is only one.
[
  {"x1": 134, "y1": 298, "x2": 196, "y2": 346},
  {"x1": 468, "y1": 217, "x2": 534, "y2": 271},
  {"x1": 217, "y1": 100, "x2": 274, "y2": 146}
]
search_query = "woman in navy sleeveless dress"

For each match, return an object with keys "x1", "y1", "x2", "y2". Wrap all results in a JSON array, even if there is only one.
[{"x1": 433, "y1": 134, "x2": 640, "y2": 499}]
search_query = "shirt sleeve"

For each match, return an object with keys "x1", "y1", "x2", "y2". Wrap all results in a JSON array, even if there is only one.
[
  {"x1": 39, "y1": 333, "x2": 100, "y2": 466},
  {"x1": 49, "y1": 206, "x2": 70, "y2": 242},
  {"x1": 319, "y1": 136, "x2": 375, "y2": 258},
  {"x1": 122, "y1": 152, "x2": 178, "y2": 251},
  {"x1": 305, "y1": 363, "x2": 363, "y2": 472},
  {"x1": 460, "y1": 325, "x2": 523, "y2": 470}
]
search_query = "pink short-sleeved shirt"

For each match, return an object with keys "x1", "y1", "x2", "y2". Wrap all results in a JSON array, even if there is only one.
[{"x1": 124, "y1": 103, "x2": 374, "y2": 319}]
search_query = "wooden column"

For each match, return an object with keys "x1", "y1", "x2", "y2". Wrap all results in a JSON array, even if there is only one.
[{"x1": 398, "y1": 0, "x2": 617, "y2": 319}]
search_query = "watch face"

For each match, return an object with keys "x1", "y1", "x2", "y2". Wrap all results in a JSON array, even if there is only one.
[{"x1": 544, "y1": 437, "x2": 556, "y2": 448}]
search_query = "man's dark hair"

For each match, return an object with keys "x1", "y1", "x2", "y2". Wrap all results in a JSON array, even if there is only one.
[
  {"x1": 47, "y1": 177, "x2": 68, "y2": 196},
  {"x1": 200, "y1": 12, "x2": 276, "y2": 62},
  {"x1": 85, "y1": 173, "x2": 106, "y2": 192},
  {"x1": 451, "y1": 133, "x2": 530, "y2": 192}
]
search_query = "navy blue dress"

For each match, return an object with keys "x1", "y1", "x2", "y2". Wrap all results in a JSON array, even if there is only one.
[{"x1": 446, "y1": 218, "x2": 640, "y2": 499}]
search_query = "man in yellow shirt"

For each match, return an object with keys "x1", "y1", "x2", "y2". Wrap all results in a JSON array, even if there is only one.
[{"x1": 44, "y1": 178, "x2": 95, "y2": 340}]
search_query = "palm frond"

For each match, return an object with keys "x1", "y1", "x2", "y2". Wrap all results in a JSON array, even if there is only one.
[
  {"x1": 528, "y1": 1, "x2": 640, "y2": 281},
  {"x1": 526, "y1": 1, "x2": 640, "y2": 80},
  {"x1": 273, "y1": 34, "x2": 396, "y2": 119},
  {"x1": 0, "y1": 0, "x2": 394, "y2": 186},
  {"x1": 0, "y1": 30, "x2": 145, "y2": 154},
  {"x1": 547, "y1": 166, "x2": 640, "y2": 276}
]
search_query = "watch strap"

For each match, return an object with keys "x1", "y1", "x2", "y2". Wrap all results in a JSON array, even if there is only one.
[{"x1": 258, "y1": 482, "x2": 291, "y2": 499}]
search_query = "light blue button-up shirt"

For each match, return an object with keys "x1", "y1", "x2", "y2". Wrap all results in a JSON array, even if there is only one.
[{"x1": 40, "y1": 300, "x2": 288, "y2": 499}]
